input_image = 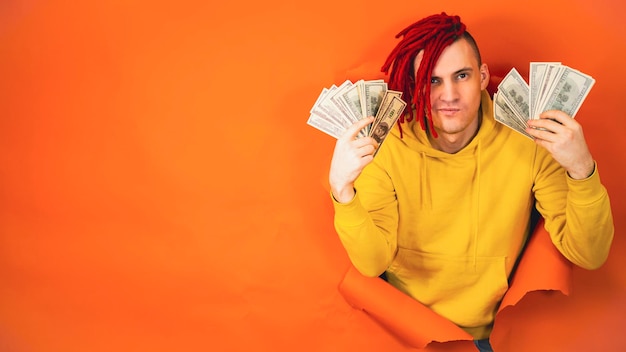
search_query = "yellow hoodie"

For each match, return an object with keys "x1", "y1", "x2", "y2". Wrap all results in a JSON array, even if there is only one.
[{"x1": 332, "y1": 91, "x2": 614, "y2": 339}]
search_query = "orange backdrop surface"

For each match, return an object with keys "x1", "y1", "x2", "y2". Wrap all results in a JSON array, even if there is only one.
[{"x1": 1, "y1": 0, "x2": 625, "y2": 351}]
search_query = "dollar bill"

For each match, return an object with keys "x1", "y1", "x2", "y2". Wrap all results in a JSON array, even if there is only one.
[
  {"x1": 497, "y1": 68, "x2": 530, "y2": 123},
  {"x1": 306, "y1": 112, "x2": 345, "y2": 139},
  {"x1": 329, "y1": 80, "x2": 360, "y2": 127},
  {"x1": 338, "y1": 79, "x2": 365, "y2": 123},
  {"x1": 369, "y1": 95, "x2": 407, "y2": 155},
  {"x1": 532, "y1": 63, "x2": 562, "y2": 118},
  {"x1": 371, "y1": 90, "x2": 403, "y2": 134},
  {"x1": 361, "y1": 80, "x2": 388, "y2": 118},
  {"x1": 493, "y1": 92, "x2": 533, "y2": 139},
  {"x1": 529, "y1": 62, "x2": 561, "y2": 119},
  {"x1": 309, "y1": 87, "x2": 329, "y2": 115},
  {"x1": 535, "y1": 66, "x2": 595, "y2": 118},
  {"x1": 309, "y1": 87, "x2": 343, "y2": 131},
  {"x1": 360, "y1": 80, "x2": 388, "y2": 135}
]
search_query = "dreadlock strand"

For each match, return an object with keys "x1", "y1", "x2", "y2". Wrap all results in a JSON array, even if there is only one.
[{"x1": 423, "y1": 37, "x2": 448, "y2": 137}]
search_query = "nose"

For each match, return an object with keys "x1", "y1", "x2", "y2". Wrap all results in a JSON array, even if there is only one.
[{"x1": 436, "y1": 81, "x2": 459, "y2": 102}]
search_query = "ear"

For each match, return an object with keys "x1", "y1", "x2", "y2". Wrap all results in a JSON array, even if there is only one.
[
  {"x1": 412, "y1": 50, "x2": 424, "y2": 78},
  {"x1": 479, "y1": 63, "x2": 490, "y2": 90}
]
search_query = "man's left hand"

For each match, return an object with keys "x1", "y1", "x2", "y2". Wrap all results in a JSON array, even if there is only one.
[{"x1": 526, "y1": 110, "x2": 595, "y2": 179}]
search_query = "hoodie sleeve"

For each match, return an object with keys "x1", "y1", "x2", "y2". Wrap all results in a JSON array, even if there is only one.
[
  {"x1": 533, "y1": 148, "x2": 614, "y2": 270},
  {"x1": 332, "y1": 155, "x2": 399, "y2": 277}
]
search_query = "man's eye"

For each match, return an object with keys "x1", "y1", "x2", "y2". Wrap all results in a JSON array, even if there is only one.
[
  {"x1": 430, "y1": 78, "x2": 439, "y2": 84},
  {"x1": 457, "y1": 73, "x2": 468, "y2": 79}
]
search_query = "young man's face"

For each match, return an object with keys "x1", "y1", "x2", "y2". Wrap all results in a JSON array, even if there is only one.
[{"x1": 414, "y1": 38, "x2": 489, "y2": 138}]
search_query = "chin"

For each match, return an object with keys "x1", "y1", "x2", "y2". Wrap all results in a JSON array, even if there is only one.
[{"x1": 434, "y1": 122, "x2": 466, "y2": 135}]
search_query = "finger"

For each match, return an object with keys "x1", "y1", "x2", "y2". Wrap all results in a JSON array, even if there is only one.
[
  {"x1": 526, "y1": 117, "x2": 565, "y2": 135},
  {"x1": 525, "y1": 126, "x2": 558, "y2": 143},
  {"x1": 356, "y1": 143, "x2": 377, "y2": 157},
  {"x1": 537, "y1": 110, "x2": 575, "y2": 127},
  {"x1": 340, "y1": 116, "x2": 374, "y2": 141},
  {"x1": 352, "y1": 135, "x2": 378, "y2": 149}
]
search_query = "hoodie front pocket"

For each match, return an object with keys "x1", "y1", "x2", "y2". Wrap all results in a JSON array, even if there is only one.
[{"x1": 387, "y1": 248, "x2": 509, "y2": 329}]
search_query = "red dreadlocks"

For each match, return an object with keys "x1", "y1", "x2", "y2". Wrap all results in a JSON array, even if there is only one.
[{"x1": 381, "y1": 13, "x2": 467, "y2": 138}]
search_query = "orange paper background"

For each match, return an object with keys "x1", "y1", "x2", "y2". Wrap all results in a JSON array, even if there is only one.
[{"x1": 1, "y1": 0, "x2": 625, "y2": 351}]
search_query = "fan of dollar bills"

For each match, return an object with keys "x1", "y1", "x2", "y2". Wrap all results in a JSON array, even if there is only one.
[
  {"x1": 494, "y1": 62, "x2": 595, "y2": 139},
  {"x1": 307, "y1": 79, "x2": 407, "y2": 145}
]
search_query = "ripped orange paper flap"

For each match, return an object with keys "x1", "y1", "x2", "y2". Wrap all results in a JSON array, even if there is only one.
[
  {"x1": 338, "y1": 267, "x2": 473, "y2": 348},
  {"x1": 498, "y1": 219, "x2": 572, "y2": 312}
]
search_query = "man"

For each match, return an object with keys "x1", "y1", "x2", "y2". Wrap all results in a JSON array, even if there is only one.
[{"x1": 328, "y1": 13, "x2": 614, "y2": 351}]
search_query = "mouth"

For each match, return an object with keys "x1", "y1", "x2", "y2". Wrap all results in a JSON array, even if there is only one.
[{"x1": 436, "y1": 108, "x2": 461, "y2": 116}]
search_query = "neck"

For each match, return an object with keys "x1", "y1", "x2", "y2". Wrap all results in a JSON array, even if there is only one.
[{"x1": 427, "y1": 133, "x2": 472, "y2": 153}]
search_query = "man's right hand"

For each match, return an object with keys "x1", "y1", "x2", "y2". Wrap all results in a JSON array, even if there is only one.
[{"x1": 329, "y1": 116, "x2": 378, "y2": 203}]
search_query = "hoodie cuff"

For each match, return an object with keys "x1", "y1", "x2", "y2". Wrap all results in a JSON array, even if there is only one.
[
  {"x1": 566, "y1": 161, "x2": 606, "y2": 205},
  {"x1": 331, "y1": 190, "x2": 370, "y2": 227}
]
